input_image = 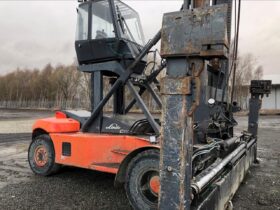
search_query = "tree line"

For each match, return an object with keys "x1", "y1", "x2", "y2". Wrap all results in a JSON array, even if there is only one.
[
  {"x1": 0, "y1": 62, "x2": 160, "y2": 111},
  {"x1": 0, "y1": 52, "x2": 263, "y2": 111},
  {"x1": 0, "y1": 64, "x2": 90, "y2": 110}
]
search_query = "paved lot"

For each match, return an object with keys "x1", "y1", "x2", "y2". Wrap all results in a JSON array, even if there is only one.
[{"x1": 0, "y1": 109, "x2": 279, "y2": 210}]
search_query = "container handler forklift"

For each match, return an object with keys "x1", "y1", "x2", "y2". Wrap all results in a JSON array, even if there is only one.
[{"x1": 28, "y1": 0, "x2": 272, "y2": 209}]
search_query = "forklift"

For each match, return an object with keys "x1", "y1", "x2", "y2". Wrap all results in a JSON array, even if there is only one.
[{"x1": 28, "y1": 0, "x2": 272, "y2": 209}]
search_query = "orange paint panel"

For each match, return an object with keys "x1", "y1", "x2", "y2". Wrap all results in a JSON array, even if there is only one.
[
  {"x1": 50, "y1": 133, "x2": 157, "y2": 174},
  {"x1": 33, "y1": 118, "x2": 80, "y2": 133}
]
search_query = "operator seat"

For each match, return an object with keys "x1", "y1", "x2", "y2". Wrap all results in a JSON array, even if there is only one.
[{"x1": 95, "y1": 30, "x2": 108, "y2": 39}]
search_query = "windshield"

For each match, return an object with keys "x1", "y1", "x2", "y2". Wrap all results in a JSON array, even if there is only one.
[
  {"x1": 76, "y1": 1, "x2": 116, "y2": 41},
  {"x1": 115, "y1": 0, "x2": 145, "y2": 45},
  {"x1": 92, "y1": 1, "x2": 115, "y2": 39},
  {"x1": 76, "y1": 3, "x2": 89, "y2": 40}
]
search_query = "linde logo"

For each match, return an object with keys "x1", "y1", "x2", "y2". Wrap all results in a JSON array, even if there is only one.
[{"x1": 106, "y1": 123, "x2": 121, "y2": 130}]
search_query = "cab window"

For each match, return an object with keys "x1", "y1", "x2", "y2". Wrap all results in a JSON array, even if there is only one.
[{"x1": 92, "y1": 1, "x2": 115, "y2": 39}]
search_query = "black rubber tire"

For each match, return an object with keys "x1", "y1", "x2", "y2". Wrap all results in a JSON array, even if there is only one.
[
  {"x1": 125, "y1": 149, "x2": 160, "y2": 210},
  {"x1": 28, "y1": 134, "x2": 61, "y2": 176}
]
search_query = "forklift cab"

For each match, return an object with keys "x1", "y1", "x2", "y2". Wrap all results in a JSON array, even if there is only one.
[{"x1": 75, "y1": 0, "x2": 147, "y2": 75}]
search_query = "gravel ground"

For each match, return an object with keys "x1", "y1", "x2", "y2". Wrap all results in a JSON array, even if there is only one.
[
  {"x1": 0, "y1": 109, "x2": 279, "y2": 210},
  {"x1": 0, "y1": 109, "x2": 52, "y2": 134}
]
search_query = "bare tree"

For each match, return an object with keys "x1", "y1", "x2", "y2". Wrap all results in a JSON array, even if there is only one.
[
  {"x1": 78, "y1": 73, "x2": 91, "y2": 109},
  {"x1": 231, "y1": 53, "x2": 256, "y2": 109},
  {"x1": 253, "y1": 65, "x2": 264, "y2": 80},
  {"x1": 54, "y1": 64, "x2": 81, "y2": 108}
]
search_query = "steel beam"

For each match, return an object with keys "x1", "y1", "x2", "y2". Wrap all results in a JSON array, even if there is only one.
[
  {"x1": 82, "y1": 30, "x2": 161, "y2": 132},
  {"x1": 127, "y1": 80, "x2": 160, "y2": 134},
  {"x1": 159, "y1": 1, "x2": 230, "y2": 209},
  {"x1": 91, "y1": 71, "x2": 103, "y2": 132},
  {"x1": 159, "y1": 58, "x2": 193, "y2": 209},
  {"x1": 248, "y1": 96, "x2": 261, "y2": 138},
  {"x1": 248, "y1": 80, "x2": 272, "y2": 162}
]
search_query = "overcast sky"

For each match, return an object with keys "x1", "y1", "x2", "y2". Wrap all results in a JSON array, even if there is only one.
[{"x1": 0, "y1": 0, "x2": 279, "y2": 77}]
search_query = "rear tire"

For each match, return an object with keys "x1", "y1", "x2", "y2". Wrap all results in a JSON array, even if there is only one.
[
  {"x1": 28, "y1": 134, "x2": 60, "y2": 176},
  {"x1": 125, "y1": 149, "x2": 160, "y2": 210}
]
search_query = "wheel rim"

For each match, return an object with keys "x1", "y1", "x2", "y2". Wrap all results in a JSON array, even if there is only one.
[
  {"x1": 149, "y1": 175, "x2": 160, "y2": 195},
  {"x1": 138, "y1": 170, "x2": 159, "y2": 204},
  {"x1": 34, "y1": 145, "x2": 48, "y2": 167}
]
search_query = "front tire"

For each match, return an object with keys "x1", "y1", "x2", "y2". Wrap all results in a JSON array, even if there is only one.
[
  {"x1": 125, "y1": 149, "x2": 160, "y2": 210},
  {"x1": 28, "y1": 134, "x2": 60, "y2": 176}
]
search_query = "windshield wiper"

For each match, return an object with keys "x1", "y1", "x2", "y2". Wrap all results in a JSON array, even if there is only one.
[
  {"x1": 116, "y1": 6, "x2": 138, "y2": 44},
  {"x1": 116, "y1": 6, "x2": 126, "y2": 34}
]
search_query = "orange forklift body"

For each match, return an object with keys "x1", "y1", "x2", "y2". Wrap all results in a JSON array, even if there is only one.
[
  {"x1": 50, "y1": 133, "x2": 157, "y2": 174},
  {"x1": 33, "y1": 115, "x2": 159, "y2": 175}
]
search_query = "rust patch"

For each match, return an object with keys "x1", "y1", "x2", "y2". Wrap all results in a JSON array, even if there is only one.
[
  {"x1": 188, "y1": 77, "x2": 202, "y2": 116},
  {"x1": 161, "y1": 77, "x2": 192, "y2": 95},
  {"x1": 194, "y1": 0, "x2": 211, "y2": 8},
  {"x1": 34, "y1": 145, "x2": 48, "y2": 167},
  {"x1": 161, "y1": 4, "x2": 229, "y2": 58}
]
